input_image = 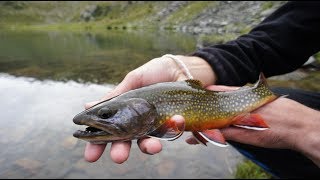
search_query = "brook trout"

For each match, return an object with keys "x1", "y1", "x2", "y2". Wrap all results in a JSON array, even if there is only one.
[{"x1": 73, "y1": 73, "x2": 278, "y2": 146}]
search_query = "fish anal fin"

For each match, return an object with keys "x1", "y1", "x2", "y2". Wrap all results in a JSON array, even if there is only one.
[
  {"x1": 148, "y1": 119, "x2": 184, "y2": 141},
  {"x1": 199, "y1": 129, "x2": 228, "y2": 147},
  {"x1": 232, "y1": 113, "x2": 269, "y2": 130}
]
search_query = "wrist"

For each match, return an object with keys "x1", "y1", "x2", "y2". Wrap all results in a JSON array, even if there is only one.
[
  {"x1": 255, "y1": 97, "x2": 320, "y2": 167},
  {"x1": 175, "y1": 55, "x2": 217, "y2": 86},
  {"x1": 295, "y1": 107, "x2": 320, "y2": 167}
]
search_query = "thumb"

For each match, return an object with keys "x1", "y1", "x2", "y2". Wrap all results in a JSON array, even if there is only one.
[{"x1": 85, "y1": 71, "x2": 143, "y2": 109}]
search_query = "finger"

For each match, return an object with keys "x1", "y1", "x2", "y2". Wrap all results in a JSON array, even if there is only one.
[
  {"x1": 84, "y1": 143, "x2": 107, "y2": 162},
  {"x1": 101, "y1": 71, "x2": 143, "y2": 101},
  {"x1": 137, "y1": 138, "x2": 162, "y2": 155},
  {"x1": 176, "y1": 75, "x2": 189, "y2": 81},
  {"x1": 137, "y1": 115, "x2": 185, "y2": 154},
  {"x1": 170, "y1": 115, "x2": 199, "y2": 145},
  {"x1": 185, "y1": 135, "x2": 200, "y2": 145},
  {"x1": 110, "y1": 141, "x2": 132, "y2": 164},
  {"x1": 170, "y1": 115, "x2": 186, "y2": 131},
  {"x1": 206, "y1": 85, "x2": 239, "y2": 91},
  {"x1": 85, "y1": 100, "x2": 100, "y2": 109},
  {"x1": 220, "y1": 127, "x2": 263, "y2": 145},
  {"x1": 85, "y1": 71, "x2": 143, "y2": 109}
]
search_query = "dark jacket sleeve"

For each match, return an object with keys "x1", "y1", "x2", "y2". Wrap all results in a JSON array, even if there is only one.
[{"x1": 191, "y1": 1, "x2": 320, "y2": 86}]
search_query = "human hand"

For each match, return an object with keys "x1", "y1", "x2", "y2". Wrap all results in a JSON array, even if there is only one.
[
  {"x1": 83, "y1": 55, "x2": 216, "y2": 164},
  {"x1": 186, "y1": 85, "x2": 320, "y2": 167}
]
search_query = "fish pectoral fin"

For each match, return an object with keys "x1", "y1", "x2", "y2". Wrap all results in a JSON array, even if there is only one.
[
  {"x1": 147, "y1": 119, "x2": 184, "y2": 141},
  {"x1": 192, "y1": 130, "x2": 228, "y2": 147},
  {"x1": 232, "y1": 113, "x2": 269, "y2": 130}
]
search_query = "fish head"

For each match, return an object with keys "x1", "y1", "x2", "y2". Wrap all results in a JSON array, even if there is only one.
[{"x1": 73, "y1": 97, "x2": 157, "y2": 144}]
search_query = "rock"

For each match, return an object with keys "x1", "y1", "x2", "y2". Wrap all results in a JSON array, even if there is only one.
[
  {"x1": 156, "y1": 1, "x2": 189, "y2": 20},
  {"x1": 220, "y1": 21, "x2": 228, "y2": 26},
  {"x1": 80, "y1": 5, "x2": 98, "y2": 22},
  {"x1": 303, "y1": 56, "x2": 316, "y2": 66},
  {"x1": 61, "y1": 136, "x2": 78, "y2": 149},
  {"x1": 172, "y1": 1, "x2": 285, "y2": 36},
  {"x1": 301, "y1": 56, "x2": 320, "y2": 71},
  {"x1": 14, "y1": 158, "x2": 42, "y2": 174},
  {"x1": 157, "y1": 159, "x2": 176, "y2": 177},
  {"x1": 260, "y1": 8, "x2": 276, "y2": 17},
  {"x1": 268, "y1": 70, "x2": 309, "y2": 81}
]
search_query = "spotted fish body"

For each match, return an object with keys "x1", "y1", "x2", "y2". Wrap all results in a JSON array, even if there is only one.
[
  {"x1": 145, "y1": 79, "x2": 275, "y2": 132},
  {"x1": 73, "y1": 73, "x2": 278, "y2": 146}
]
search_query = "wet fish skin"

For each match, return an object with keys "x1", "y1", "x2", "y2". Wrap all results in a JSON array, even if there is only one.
[{"x1": 73, "y1": 73, "x2": 278, "y2": 145}]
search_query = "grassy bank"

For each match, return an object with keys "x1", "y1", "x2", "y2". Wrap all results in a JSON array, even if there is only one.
[{"x1": 235, "y1": 160, "x2": 272, "y2": 179}]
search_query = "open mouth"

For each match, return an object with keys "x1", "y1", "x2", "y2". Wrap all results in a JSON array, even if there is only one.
[{"x1": 73, "y1": 126, "x2": 111, "y2": 138}]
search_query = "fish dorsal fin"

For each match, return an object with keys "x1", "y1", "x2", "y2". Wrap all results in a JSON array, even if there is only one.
[
  {"x1": 254, "y1": 72, "x2": 268, "y2": 88},
  {"x1": 185, "y1": 79, "x2": 203, "y2": 87},
  {"x1": 147, "y1": 119, "x2": 184, "y2": 141}
]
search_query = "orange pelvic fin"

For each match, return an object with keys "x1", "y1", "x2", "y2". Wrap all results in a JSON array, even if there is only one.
[
  {"x1": 192, "y1": 129, "x2": 228, "y2": 147},
  {"x1": 232, "y1": 113, "x2": 269, "y2": 130},
  {"x1": 148, "y1": 119, "x2": 184, "y2": 141}
]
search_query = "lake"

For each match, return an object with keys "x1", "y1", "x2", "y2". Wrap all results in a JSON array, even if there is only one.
[{"x1": 0, "y1": 30, "x2": 318, "y2": 178}]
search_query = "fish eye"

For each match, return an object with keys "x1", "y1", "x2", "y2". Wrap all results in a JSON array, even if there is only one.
[{"x1": 98, "y1": 109, "x2": 118, "y2": 119}]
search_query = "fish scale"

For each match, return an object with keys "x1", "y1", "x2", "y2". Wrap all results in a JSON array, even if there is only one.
[
  {"x1": 73, "y1": 73, "x2": 278, "y2": 146},
  {"x1": 144, "y1": 78, "x2": 275, "y2": 131}
]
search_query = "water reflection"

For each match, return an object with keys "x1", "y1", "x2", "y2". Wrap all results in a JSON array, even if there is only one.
[
  {"x1": 0, "y1": 73, "x2": 242, "y2": 178},
  {"x1": 0, "y1": 30, "x2": 197, "y2": 84}
]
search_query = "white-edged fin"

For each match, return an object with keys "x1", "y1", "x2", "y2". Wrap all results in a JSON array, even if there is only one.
[
  {"x1": 192, "y1": 131, "x2": 207, "y2": 146},
  {"x1": 232, "y1": 113, "x2": 269, "y2": 130},
  {"x1": 147, "y1": 131, "x2": 183, "y2": 141},
  {"x1": 233, "y1": 125, "x2": 269, "y2": 131},
  {"x1": 192, "y1": 130, "x2": 228, "y2": 147},
  {"x1": 148, "y1": 120, "x2": 184, "y2": 141},
  {"x1": 199, "y1": 129, "x2": 228, "y2": 147}
]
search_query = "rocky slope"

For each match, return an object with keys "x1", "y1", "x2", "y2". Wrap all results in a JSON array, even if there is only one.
[{"x1": 1, "y1": 1, "x2": 286, "y2": 35}]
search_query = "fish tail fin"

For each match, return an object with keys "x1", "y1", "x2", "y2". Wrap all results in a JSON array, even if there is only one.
[
  {"x1": 256, "y1": 72, "x2": 286, "y2": 101},
  {"x1": 232, "y1": 113, "x2": 269, "y2": 130},
  {"x1": 256, "y1": 72, "x2": 289, "y2": 99}
]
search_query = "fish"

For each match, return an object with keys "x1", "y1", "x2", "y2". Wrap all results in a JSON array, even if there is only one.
[{"x1": 73, "y1": 73, "x2": 278, "y2": 146}]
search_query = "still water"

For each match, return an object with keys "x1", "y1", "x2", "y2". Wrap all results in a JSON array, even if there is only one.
[{"x1": 0, "y1": 30, "x2": 319, "y2": 178}]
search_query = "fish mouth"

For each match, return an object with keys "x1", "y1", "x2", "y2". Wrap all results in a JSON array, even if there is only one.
[
  {"x1": 73, "y1": 112, "x2": 116, "y2": 142},
  {"x1": 73, "y1": 126, "x2": 112, "y2": 138}
]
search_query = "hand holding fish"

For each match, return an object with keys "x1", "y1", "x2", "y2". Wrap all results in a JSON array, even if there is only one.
[
  {"x1": 76, "y1": 55, "x2": 320, "y2": 167},
  {"x1": 81, "y1": 55, "x2": 215, "y2": 163},
  {"x1": 185, "y1": 95, "x2": 320, "y2": 167}
]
